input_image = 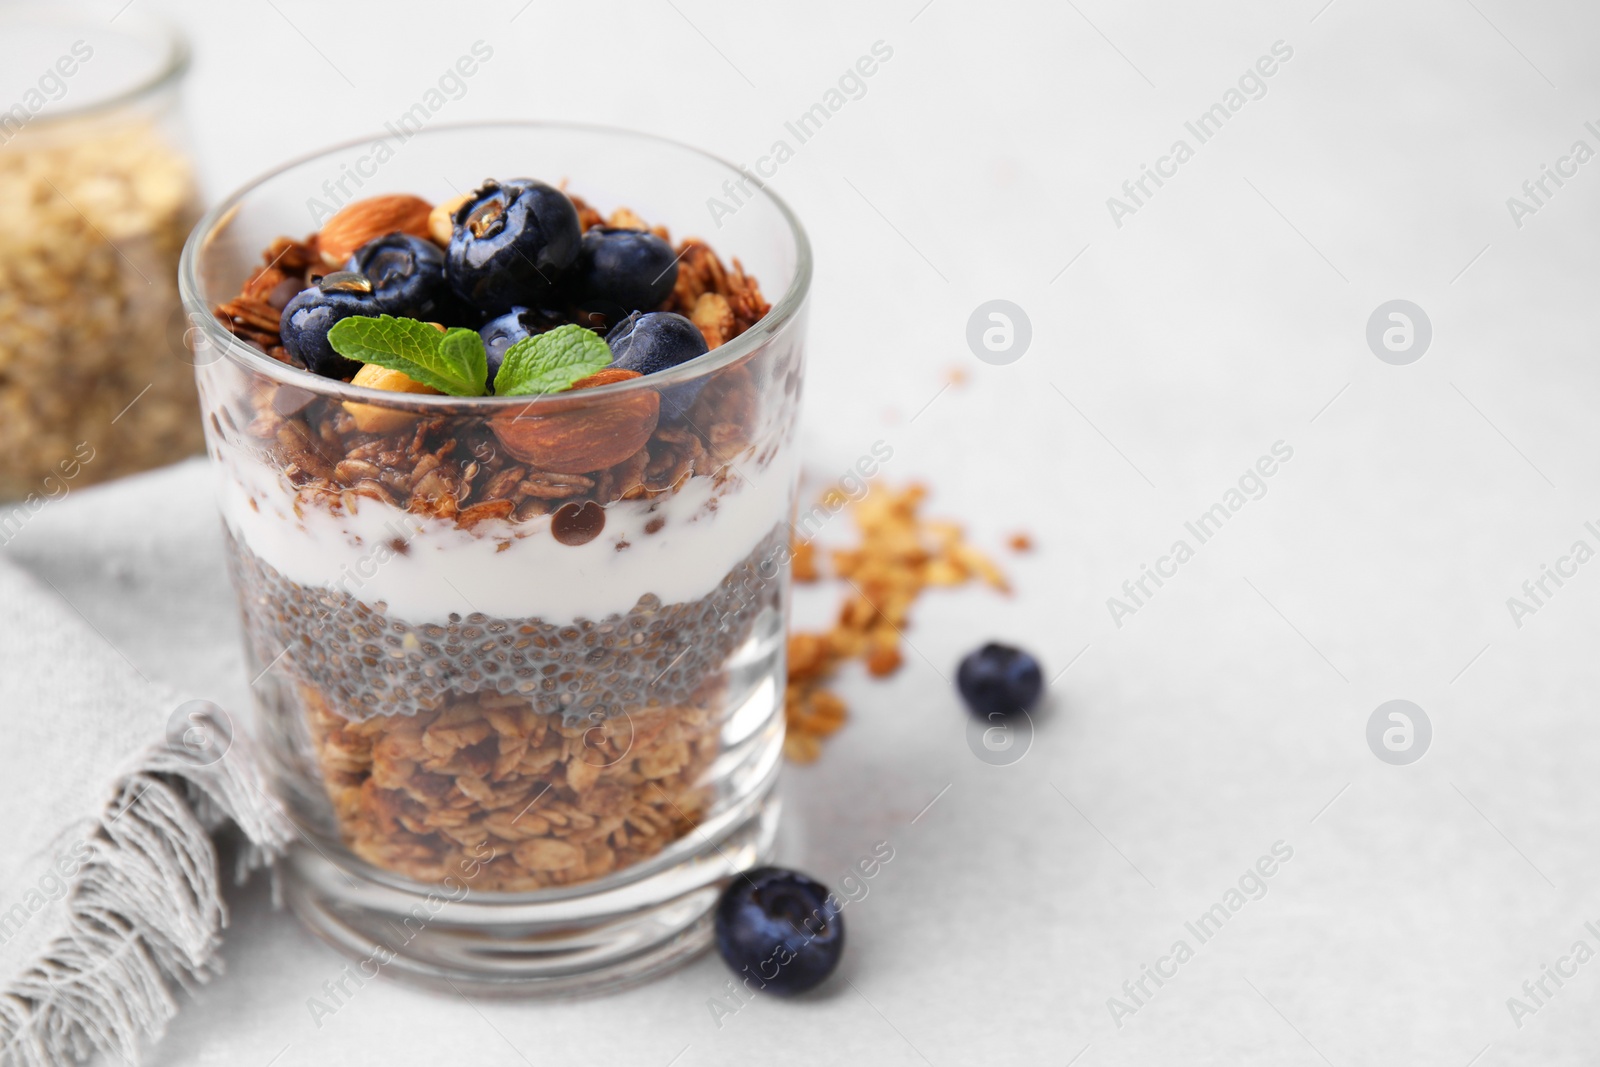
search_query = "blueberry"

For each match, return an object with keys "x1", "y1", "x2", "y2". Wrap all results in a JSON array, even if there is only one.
[
  {"x1": 478, "y1": 306, "x2": 567, "y2": 387},
  {"x1": 573, "y1": 226, "x2": 678, "y2": 320},
  {"x1": 956, "y1": 643, "x2": 1044, "y2": 720},
  {"x1": 608, "y1": 311, "x2": 710, "y2": 418},
  {"x1": 607, "y1": 311, "x2": 707, "y2": 375},
  {"x1": 446, "y1": 179, "x2": 581, "y2": 315},
  {"x1": 346, "y1": 233, "x2": 447, "y2": 317},
  {"x1": 714, "y1": 867, "x2": 844, "y2": 996},
  {"x1": 279, "y1": 272, "x2": 382, "y2": 379}
]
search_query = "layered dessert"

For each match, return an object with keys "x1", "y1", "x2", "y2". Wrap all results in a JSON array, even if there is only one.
[{"x1": 202, "y1": 178, "x2": 798, "y2": 891}]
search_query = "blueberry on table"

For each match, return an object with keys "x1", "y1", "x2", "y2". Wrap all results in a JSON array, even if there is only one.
[
  {"x1": 714, "y1": 867, "x2": 845, "y2": 996},
  {"x1": 478, "y1": 306, "x2": 567, "y2": 387},
  {"x1": 279, "y1": 272, "x2": 383, "y2": 379},
  {"x1": 607, "y1": 311, "x2": 710, "y2": 418},
  {"x1": 574, "y1": 226, "x2": 679, "y2": 318},
  {"x1": 956, "y1": 643, "x2": 1043, "y2": 720},
  {"x1": 446, "y1": 179, "x2": 581, "y2": 315},
  {"x1": 346, "y1": 233, "x2": 447, "y2": 317}
]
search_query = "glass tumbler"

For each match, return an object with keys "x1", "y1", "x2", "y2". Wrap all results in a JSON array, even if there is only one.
[
  {"x1": 180, "y1": 123, "x2": 809, "y2": 992},
  {"x1": 0, "y1": 6, "x2": 202, "y2": 504}
]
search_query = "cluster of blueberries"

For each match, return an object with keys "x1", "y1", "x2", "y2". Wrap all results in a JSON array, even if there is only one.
[{"x1": 279, "y1": 178, "x2": 709, "y2": 389}]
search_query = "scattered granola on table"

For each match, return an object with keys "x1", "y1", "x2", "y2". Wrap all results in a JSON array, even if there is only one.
[{"x1": 784, "y1": 483, "x2": 1010, "y2": 763}]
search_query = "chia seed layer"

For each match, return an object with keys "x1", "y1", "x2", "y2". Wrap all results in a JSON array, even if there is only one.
[{"x1": 226, "y1": 521, "x2": 787, "y2": 725}]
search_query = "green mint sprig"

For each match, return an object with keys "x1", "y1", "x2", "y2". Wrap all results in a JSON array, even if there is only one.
[
  {"x1": 327, "y1": 315, "x2": 488, "y2": 397},
  {"x1": 493, "y1": 324, "x2": 613, "y2": 397},
  {"x1": 327, "y1": 316, "x2": 615, "y2": 399}
]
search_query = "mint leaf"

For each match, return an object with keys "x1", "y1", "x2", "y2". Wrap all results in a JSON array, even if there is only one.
[
  {"x1": 438, "y1": 328, "x2": 488, "y2": 396},
  {"x1": 327, "y1": 316, "x2": 487, "y2": 397},
  {"x1": 493, "y1": 324, "x2": 613, "y2": 397}
]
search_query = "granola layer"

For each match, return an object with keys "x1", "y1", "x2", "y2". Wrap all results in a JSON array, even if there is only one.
[
  {"x1": 305, "y1": 684, "x2": 718, "y2": 891},
  {"x1": 206, "y1": 191, "x2": 776, "y2": 523}
]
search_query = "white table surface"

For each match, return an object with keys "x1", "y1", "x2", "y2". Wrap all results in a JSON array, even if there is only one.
[{"x1": 12, "y1": 0, "x2": 1600, "y2": 1062}]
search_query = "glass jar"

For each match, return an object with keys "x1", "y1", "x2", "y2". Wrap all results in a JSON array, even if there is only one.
[
  {"x1": 180, "y1": 123, "x2": 809, "y2": 992},
  {"x1": 0, "y1": 7, "x2": 202, "y2": 503}
]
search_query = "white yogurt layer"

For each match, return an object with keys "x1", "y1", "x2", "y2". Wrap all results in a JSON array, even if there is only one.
[{"x1": 215, "y1": 447, "x2": 793, "y2": 624}]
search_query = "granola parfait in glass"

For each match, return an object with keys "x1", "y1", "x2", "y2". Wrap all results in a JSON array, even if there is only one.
[{"x1": 180, "y1": 124, "x2": 808, "y2": 992}]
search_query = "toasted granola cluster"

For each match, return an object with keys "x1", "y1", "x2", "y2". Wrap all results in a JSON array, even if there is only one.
[
  {"x1": 212, "y1": 191, "x2": 779, "y2": 521},
  {"x1": 234, "y1": 358, "x2": 767, "y2": 525},
  {"x1": 304, "y1": 684, "x2": 715, "y2": 890},
  {"x1": 785, "y1": 484, "x2": 1011, "y2": 763},
  {"x1": 0, "y1": 120, "x2": 202, "y2": 498},
  {"x1": 214, "y1": 192, "x2": 767, "y2": 368}
]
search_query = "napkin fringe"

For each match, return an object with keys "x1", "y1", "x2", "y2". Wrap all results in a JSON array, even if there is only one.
[{"x1": 0, "y1": 711, "x2": 290, "y2": 1067}]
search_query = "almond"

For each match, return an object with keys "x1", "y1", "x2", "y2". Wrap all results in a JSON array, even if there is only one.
[
  {"x1": 570, "y1": 368, "x2": 644, "y2": 390},
  {"x1": 428, "y1": 193, "x2": 471, "y2": 247},
  {"x1": 342, "y1": 364, "x2": 440, "y2": 433},
  {"x1": 491, "y1": 377, "x2": 658, "y2": 473},
  {"x1": 318, "y1": 194, "x2": 435, "y2": 267}
]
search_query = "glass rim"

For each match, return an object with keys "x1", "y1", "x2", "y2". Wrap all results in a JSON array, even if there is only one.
[
  {"x1": 178, "y1": 120, "x2": 813, "y2": 412},
  {"x1": 0, "y1": 5, "x2": 190, "y2": 127}
]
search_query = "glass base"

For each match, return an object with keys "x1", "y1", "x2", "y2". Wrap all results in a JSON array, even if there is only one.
[{"x1": 283, "y1": 786, "x2": 779, "y2": 996}]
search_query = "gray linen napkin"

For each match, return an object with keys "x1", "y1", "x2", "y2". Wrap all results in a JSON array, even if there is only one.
[{"x1": 0, "y1": 461, "x2": 290, "y2": 1066}]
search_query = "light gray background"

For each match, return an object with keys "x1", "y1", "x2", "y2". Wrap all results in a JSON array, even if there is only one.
[{"x1": 13, "y1": 0, "x2": 1600, "y2": 1062}]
